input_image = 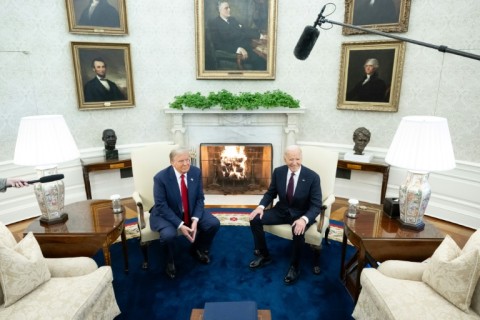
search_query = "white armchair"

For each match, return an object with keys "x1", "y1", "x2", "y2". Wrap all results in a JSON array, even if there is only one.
[
  {"x1": 131, "y1": 143, "x2": 179, "y2": 269},
  {"x1": 263, "y1": 145, "x2": 338, "y2": 274},
  {"x1": 353, "y1": 230, "x2": 480, "y2": 319},
  {"x1": 0, "y1": 222, "x2": 120, "y2": 320}
]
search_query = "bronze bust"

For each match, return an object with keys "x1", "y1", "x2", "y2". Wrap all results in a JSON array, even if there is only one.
[
  {"x1": 102, "y1": 129, "x2": 118, "y2": 160},
  {"x1": 353, "y1": 127, "x2": 371, "y2": 155}
]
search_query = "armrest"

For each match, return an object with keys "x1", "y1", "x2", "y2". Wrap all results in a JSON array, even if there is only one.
[
  {"x1": 316, "y1": 205, "x2": 328, "y2": 233},
  {"x1": 46, "y1": 257, "x2": 98, "y2": 277},
  {"x1": 377, "y1": 260, "x2": 428, "y2": 282},
  {"x1": 317, "y1": 194, "x2": 335, "y2": 233},
  {"x1": 132, "y1": 191, "x2": 146, "y2": 229}
]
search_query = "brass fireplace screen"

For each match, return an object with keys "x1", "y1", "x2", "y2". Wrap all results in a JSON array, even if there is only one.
[{"x1": 199, "y1": 143, "x2": 272, "y2": 195}]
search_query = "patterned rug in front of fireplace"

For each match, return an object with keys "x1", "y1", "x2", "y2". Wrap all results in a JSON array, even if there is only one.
[{"x1": 120, "y1": 208, "x2": 345, "y2": 244}]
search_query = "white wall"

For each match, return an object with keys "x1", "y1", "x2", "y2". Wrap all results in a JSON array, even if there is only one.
[{"x1": 1, "y1": 1, "x2": 479, "y2": 227}]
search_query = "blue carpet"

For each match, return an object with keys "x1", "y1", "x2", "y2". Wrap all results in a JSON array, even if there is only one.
[{"x1": 95, "y1": 226, "x2": 355, "y2": 320}]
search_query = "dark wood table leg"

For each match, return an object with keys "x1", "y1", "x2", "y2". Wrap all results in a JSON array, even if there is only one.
[{"x1": 102, "y1": 243, "x2": 111, "y2": 266}]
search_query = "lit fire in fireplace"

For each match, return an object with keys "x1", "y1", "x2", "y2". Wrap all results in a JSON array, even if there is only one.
[
  {"x1": 200, "y1": 143, "x2": 272, "y2": 195},
  {"x1": 220, "y1": 146, "x2": 248, "y2": 180}
]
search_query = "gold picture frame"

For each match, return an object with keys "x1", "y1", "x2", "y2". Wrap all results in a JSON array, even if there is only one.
[
  {"x1": 195, "y1": 0, "x2": 278, "y2": 80},
  {"x1": 337, "y1": 40, "x2": 406, "y2": 112},
  {"x1": 71, "y1": 42, "x2": 135, "y2": 110},
  {"x1": 343, "y1": 0, "x2": 411, "y2": 35},
  {"x1": 66, "y1": 0, "x2": 128, "y2": 35}
]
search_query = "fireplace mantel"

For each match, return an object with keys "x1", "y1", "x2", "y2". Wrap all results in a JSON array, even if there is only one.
[{"x1": 164, "y1": 107, "x2": 305, "y2": 168}]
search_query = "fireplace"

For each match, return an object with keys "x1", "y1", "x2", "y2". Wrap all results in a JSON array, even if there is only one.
[{"x1": 200, "y1": 143, "x2": 272, "y2": 195}]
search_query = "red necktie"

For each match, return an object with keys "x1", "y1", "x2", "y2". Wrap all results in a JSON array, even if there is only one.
[
  {"x1": 286, "y1": 172, "x2": 295, "y2": 204},
  {"x1": 180, "y1": 174, "x2": 190, "y2": 226}
]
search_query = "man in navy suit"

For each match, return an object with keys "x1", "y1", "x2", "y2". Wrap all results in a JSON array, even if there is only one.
[
  {"x1": 150, "y1": 147, "x2": 220, "y2": 279},
  {"x1": 249, "y1": 145, "x2": 322, "y2": 284}
]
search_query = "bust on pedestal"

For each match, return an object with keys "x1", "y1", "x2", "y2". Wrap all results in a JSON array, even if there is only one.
[
  {"x1": 344, "y1": 127, "x2": 373, "y2": 163},
  {"x1": 102, "y1": 128, "x2": 118, "y2": 160}
]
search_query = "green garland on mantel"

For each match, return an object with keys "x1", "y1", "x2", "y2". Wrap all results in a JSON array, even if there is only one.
[{"x1": 169, "y1": 89, "x2": 300, "y2": 110}]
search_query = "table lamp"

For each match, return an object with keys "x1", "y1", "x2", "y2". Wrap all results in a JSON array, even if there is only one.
[
  {"x1": 14, "y1": 115, "x2": 80, "y2": 225},
  {"x1": 385, "y1": 116, "x2": 456, "y2": 230}
]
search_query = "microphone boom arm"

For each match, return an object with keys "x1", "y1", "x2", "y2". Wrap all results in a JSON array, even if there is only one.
[{"x1": 319, "y1": 16, "x2": 480, "y2": 61}]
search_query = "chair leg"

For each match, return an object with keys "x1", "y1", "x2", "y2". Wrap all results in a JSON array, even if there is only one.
[
  {"x1": 140, "y1": 242, "x2": 149, "y2": 269},
  {"x1": 324, "y1": 226, "x2": 330, "y2": 246},
  {"x1": 311, "y1": 245, "x2": 321, "y2": 275}
]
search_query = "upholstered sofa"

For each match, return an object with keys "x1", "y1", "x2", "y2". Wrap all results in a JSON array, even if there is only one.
[
  {"x1": 353, "y1": 230, "x2": 480, "y2": 320},
  {"x1": 0, "y1": 222, "x2": 121, "y2": 319}
]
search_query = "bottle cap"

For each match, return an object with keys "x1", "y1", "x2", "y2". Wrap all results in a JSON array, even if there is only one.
[
  {"x1": 348, "y1": 199, "x2": 359, "y2": 205},
  {"x1": 110, "y1": 194, "x2": 121, "y2": 200}
]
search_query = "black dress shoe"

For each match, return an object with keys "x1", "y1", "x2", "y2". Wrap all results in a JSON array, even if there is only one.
[
  {"x1": 190, "y1": 248, "x2": 210, "y2": 264},
  {"x1": 249, "y1": 255, "x2": 272, "y2": 269},
  {"x1": 284, "y1": 265, "x2": 300, "y2": 284},
  {"x1": 165, "y1": 262, "x2": 176, "y2": 279}
]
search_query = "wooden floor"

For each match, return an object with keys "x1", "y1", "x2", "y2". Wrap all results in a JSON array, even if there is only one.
[{"x1": 8, "y1": 197, "x2": 475, "y2": 247}]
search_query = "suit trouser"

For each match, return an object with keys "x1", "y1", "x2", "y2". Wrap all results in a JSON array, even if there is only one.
[
  {"x1": 250, "y1": 207, "x2": 312, "y2": 266},
  {"x1": 158, "y1": 212, "x2": 220, "y2": 263}
]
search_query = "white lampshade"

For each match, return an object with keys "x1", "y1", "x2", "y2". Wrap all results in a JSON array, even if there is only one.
[
  {"x1": 385, "y1": 116, "x2": 456, "y2": 172},
  {"x1": 14, "y1": 115, "x2": 80, "y2": 167}
]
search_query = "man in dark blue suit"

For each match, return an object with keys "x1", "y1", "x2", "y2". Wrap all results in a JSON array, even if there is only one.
[
  {"x1": 249, "y1": 145, "x2": 322, "y2": 284},
  {"x1": 150, "y1": 147, "x2": 220, "y2": 279}
]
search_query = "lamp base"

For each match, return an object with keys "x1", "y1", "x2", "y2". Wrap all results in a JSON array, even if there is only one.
[
  {"x1": 397, "y1": 218, "x2": 425, "y2": 231},
  {"x1": 40, "y1": 213, "x2": 68, "y2": 225}
]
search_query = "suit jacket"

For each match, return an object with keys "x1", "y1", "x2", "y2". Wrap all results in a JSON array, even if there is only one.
[
  {"x1": 83, "y1": 77, "x2": 125, "y2": 102},
  {"x1": 259, "y1": 165, "x2": 322, "y2": 223},
  {"x1": 346, "y1": 73, "x2": 388, "y2": 102},
  {"x1": 150, "y1": 165, "x2": 205, "y2": 231},
  {"x1": 208, "y1": 16, "x2": 260, "y2": 54},
  {"x1": 78, "y1": 0, "x2": 120, "y2": 28}
]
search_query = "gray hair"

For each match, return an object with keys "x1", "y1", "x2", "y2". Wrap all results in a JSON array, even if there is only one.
[
  {"x1": 284, "y1": 145, "x2": 303, "y2": 157},
  {"x1": 169, "y1": 147, "x2": 190, "y2": 162},
  {"x1": 364, "y1": 58, "x2": 379, "y2": 69},
  {"x1": 217, "y1": 1, "x2": 228, "y2": 10}
]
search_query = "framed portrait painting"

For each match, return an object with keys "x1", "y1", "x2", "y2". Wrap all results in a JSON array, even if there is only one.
[
  {"x1": 195, "y1": 0, "x2": 278, "y2": 80},
  {"x1": 337, "y1": 40, "x2": 406, "y2": 112},
  {"x1": 71, "y1": 42, "x2": 135, "y2": 110},
  {"x1": 343, "y1": 0, "x2": 411, "y2": 35},
  {"x1": 66, "y1": 0, "x2": 128, "y2": 35}
]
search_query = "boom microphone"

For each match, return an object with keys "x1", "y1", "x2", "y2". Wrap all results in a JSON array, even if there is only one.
[
  {"x1": 294, "y1": 4, "x2": 327, "y2": 60},
  {"x1": 294, "y1": 26, "x2": 320, "y2": 60}
]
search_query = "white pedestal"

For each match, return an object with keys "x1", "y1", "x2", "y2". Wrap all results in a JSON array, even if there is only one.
[{"x1": 344, "y1": 152, "x2": 373, "y2": 163}]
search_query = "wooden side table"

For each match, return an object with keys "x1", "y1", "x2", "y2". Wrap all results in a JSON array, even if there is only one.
[
  {"x1": 339, "y1": 202, "x2": 444, "y2": 301},
  {"x1": 81, "y1": 156, "x2": 132, "y2": 199},
  {"x1": 25, "y1": 199, "x2": 130, "y2": 272},
  {"x1": 337, "y1": 159, "x2": 390, "y2": 204}
]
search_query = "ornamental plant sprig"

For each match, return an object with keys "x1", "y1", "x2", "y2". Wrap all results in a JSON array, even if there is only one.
[{"x1": 169, "y1": 89, "x2": 300, "y2": 110}]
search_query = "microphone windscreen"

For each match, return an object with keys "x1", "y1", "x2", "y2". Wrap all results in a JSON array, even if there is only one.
[
  {"x1": 294, "y1": 26, "x2": 320, "y2": 60},
  {"x1": 38, "y1": 174, "x2": 64, "y2": 183}
]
